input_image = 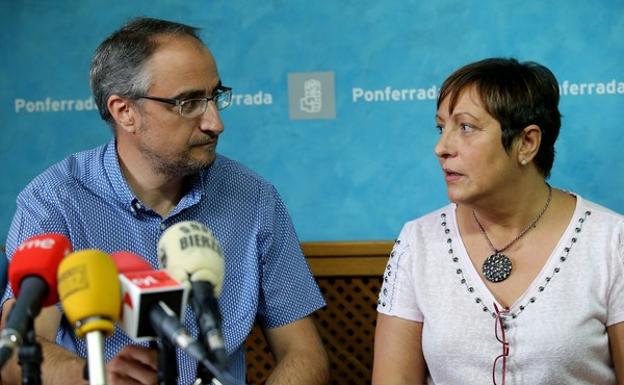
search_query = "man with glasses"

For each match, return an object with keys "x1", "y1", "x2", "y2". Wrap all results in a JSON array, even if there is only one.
[{"x1": 1, "y1": 17, "x2": 329, "y2": 385}]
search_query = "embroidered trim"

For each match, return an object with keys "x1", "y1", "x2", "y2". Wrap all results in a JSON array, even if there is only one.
[
  {"x1": 441, "y1": 210, "x2": 591, "y2": 319},
  {"x1": 378, "y1": 238, "x2": 405, "y2": 311}
]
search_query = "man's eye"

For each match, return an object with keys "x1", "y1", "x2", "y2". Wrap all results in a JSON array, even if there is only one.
[{"x1": 184, "y1": 99, "x2": 203, "y2": 109}]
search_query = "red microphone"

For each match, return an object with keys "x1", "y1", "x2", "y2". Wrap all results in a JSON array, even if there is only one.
[
  {"x1": 111, "y1": 251, "x2": 187, "y2": 341},
  {"x1": 112, "y1": 252, "x2": 224, "y2": 385},
  {"x1": 112, "y1": 251, "x2": 185, "y2": 384},
  {"x1": 112, "y1": 254, "x2": 245, "y2": 385},
  {"x1": 0, "y1": 234, "x2": 72, "y2": 368},
  {"x1": 111, "y1": 251, "x2": 153, "y2": 273}
]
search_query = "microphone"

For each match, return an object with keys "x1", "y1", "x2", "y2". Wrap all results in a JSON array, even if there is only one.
[
  {"x1": 157, "y1": 221, "x2": 227, "y2": 370},
  {"x1": 0, "y1": 233, "x2": 72, "y2": 368},
  {"x1": 112, "y1": 252, "x2": 188, "y2": 341},
  {"x1": 111, "y1": 251, "x2": 153, "y2": 273},
  {"x1": 112, "y1": 251, "x2": 182, "y2": 385},
  {"x1": 57, "y1": 249, "x2": 121, "y2": 385},
  {"x1": 112, "y1": 252, "x2": 235, "y2": 384}
]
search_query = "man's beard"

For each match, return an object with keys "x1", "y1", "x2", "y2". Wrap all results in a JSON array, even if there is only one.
[{"x1": 138, "y1": 142, "x2": 216, "y2": 178}]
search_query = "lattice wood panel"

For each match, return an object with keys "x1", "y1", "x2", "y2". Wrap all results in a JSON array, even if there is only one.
[
  {"x1": 245, "y1": 276, "x2": 383, "y2": 385},
  {"x1": 245, "y1": 327, "x2": 275, "y2": 384}
]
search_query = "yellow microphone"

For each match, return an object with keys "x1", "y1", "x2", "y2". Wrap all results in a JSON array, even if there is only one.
[{"x1": 57, "y1": 249, "x2": 121, "y2": 385}]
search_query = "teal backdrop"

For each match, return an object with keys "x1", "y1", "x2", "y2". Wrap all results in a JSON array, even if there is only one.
[{"x1": 1, "y1": 1, "x2": 623, "y2": 242}]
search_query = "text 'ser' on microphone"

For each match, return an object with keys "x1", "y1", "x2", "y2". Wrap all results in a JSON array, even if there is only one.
[
  {"x1": 57, "y1": 249, "x2": 121, "y2": 385},
  {"x1": 157, "y1": 221, "x2": 227, "y2": 373},
  {"x1": 0, "y1": 233, "x2": 71, "y2": 369}
]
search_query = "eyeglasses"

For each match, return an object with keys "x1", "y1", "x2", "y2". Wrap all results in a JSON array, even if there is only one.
[
  {"x1": 492, "y1": 303, "x2": 510, "y2": 385},
  {"x1": 136, "y1": 84, "x2": 232, "y2": 118}
]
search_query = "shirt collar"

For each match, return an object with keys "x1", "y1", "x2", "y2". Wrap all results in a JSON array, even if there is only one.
[
  {"x1": 102, "y1": 137, "x2": 216, "y2": 217},
  {"x1": 103, "y1": 137, "x2": 136, "y2": 208}
]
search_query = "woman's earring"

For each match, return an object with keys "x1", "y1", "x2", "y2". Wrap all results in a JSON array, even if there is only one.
[{"x1": 520, "y1": 159, "x2": 528, "y2": 166}]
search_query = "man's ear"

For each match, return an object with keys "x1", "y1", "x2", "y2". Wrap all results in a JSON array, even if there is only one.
[
  {"x1": 107, "y1": 95, "x2": 139, "y2": 133},
  {"x1": 516, "y1": 124, "x2": 542, "y2": 166}
]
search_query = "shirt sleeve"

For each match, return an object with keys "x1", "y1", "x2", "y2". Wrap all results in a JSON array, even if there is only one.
[
  {"x1": 377, "y1": 223, "x2": 424, "y2": 322},
  {"x1": 2, "y1": 185, "x2": 70, "y2": 306},
  {"x1": 606, "y1": 221, "x2": 624, "y2": 326},
  {"x1": 255, "y1": 186, "x2": 325, "y2": 329}
]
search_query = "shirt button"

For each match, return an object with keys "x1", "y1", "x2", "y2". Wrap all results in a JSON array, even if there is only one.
[{"x1": 160, "y1": 223, "x2": 167, "y2": 230}]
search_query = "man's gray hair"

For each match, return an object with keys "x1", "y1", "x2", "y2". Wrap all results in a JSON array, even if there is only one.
[{"x1": 89, "y1": 17, "x2": 203, "y2": 125}]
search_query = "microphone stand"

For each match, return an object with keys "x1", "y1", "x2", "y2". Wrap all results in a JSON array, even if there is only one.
[
  {"x1": 195, "y1": 329, "x2": 216, "y2": 384},
  {"x1": 191, "y1": 281, "x2": 227, "y2": 364},
  {"x1": 85, "y1": 331, "x2": 107, "y2": 385},
  {"x1": 190, "y1": 281, "x2": 227, "y2": 383},
  {"x1": 17, "y1": 317, "x2": 42, "y2": 385},
  {"x1": 152, "y1": 337, "x2": 178, "y2": 385}
]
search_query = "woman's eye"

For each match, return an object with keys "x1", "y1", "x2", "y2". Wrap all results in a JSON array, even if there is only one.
[{"x1": 460, "y1": 123, "x2": 475, "y2": 132}]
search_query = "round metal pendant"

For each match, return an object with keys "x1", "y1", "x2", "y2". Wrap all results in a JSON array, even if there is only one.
[{"x1": 482, "y1": 253, "x2": 512, "y2": 282}]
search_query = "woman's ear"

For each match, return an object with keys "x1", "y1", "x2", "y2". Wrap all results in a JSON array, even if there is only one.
[{"x1": 517, "y1": 124, "x2": 542, "y2": 166}]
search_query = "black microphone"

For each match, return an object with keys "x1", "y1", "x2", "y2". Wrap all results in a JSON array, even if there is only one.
[
  {"x1": 148, "y1": 300, "x2": 213, "y2": 367},
  {"x1": 112, "y1": 252, "x2": 244, "y2": 385},
  {"x1": 149, "y1": 301, "x2": 244, "y2": 385},
  {"x1": 112, "y1": 251, "x2": 185, "y2": 385}
]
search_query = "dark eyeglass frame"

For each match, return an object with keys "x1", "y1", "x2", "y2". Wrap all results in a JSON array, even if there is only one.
[
  {"x1": 136, "y1": 84, "x2": 233, "y2": 117},
  {"x1": 493, "y1": 303, "x2": 510, "y2": 385}
]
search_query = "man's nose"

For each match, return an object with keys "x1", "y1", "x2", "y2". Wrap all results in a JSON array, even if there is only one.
[{"x1": 199, "y1": 101, "x2": 224, "y2": 134}]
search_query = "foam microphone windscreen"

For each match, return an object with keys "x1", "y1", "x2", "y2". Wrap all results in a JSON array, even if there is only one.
[
  {"x1": 157, "y1": 221, "x2": 225, "y2": 296},
  {"x1": 9, "y1": 233, "x2": 72, "y2": 306},
  {"x1": 111, "y1": 251, "x2": 153, "y2": 272},
  {"x1": 57, "y1": 249, "x2": 121, "y2": 337}
]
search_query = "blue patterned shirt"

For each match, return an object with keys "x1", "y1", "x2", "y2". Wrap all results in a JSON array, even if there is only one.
[{"x1": 3, "y1": 138, "x2": 325, "y2": 384}]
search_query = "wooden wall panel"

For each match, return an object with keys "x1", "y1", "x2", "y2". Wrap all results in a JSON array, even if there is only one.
[{"x1": 245, "y1": 241, "x2": 393, "y2": 385}]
